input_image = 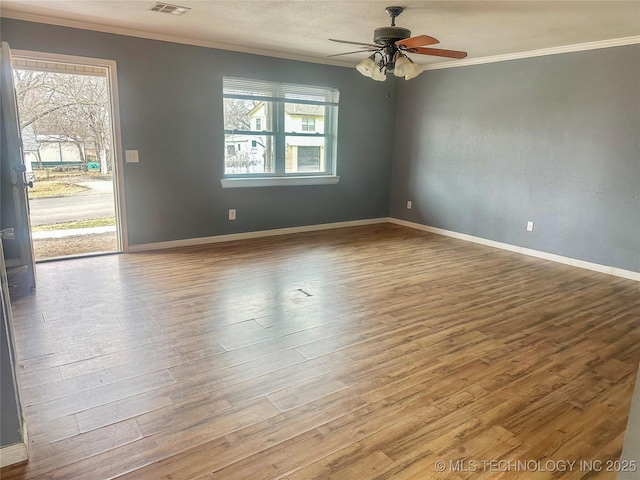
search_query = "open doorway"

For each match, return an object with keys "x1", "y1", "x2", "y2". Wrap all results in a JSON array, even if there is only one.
[{"x1": 11, "y1": 53, "x2": 125, "y2": 260}]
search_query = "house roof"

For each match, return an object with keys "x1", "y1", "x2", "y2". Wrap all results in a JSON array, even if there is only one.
[
  {"x1": 247, "y1": 102, "x2": 324, "y2": 118},
  {"x1": 285, "y1": 104, "x2": 323, "y2": 117}
]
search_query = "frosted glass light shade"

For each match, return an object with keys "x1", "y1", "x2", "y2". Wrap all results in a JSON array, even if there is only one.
[
  {"x1": 356, "y1": 56, "x2": 377, "y2": 78},
  {"x1": 371, "y1": 67, "x2": 387, "y2": 81},
  {"x1": 404, "y1": 63, "x2": 423, "y2": 80},
  {"x1": 393, "y1": 56, "x2": 413, "y2": 77}
]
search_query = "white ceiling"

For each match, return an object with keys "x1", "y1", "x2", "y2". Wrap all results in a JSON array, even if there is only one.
[{"x1": 1, "y1": 1, "x2": 639, "y2": 67}]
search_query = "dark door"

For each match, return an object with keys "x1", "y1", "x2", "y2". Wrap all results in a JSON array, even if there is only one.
[{"x1": 1, "y1": 41, "x2": 36, "y2": 295}]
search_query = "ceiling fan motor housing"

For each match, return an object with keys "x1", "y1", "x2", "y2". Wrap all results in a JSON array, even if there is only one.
[{"x1": 373, "y1": 26, "x2": 411, "y2": 45}]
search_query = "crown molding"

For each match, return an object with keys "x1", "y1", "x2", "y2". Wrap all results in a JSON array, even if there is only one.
[
  {"x1": 2, "y1": 10, "x2": 639, "y2": 71},
  {"x1": 421, "y1": 35, "x2": 640, "y2": 71},
  {"x1": 0, "y1": 9, "x2": 353, "y2": 68}
]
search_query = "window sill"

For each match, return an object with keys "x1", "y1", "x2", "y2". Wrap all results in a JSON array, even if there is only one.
[{"x1": 220, "y1": 175, "x2": 340, "y2": 188}]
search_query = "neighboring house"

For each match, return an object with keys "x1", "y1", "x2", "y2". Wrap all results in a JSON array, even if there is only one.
[
  {"x1": 224, "y1": 132, "x2": 269, "y2": 174},
  {"x1": 283, "y1": 103, "x2": 325, "y2": 173},
  {"x1": 20, "y1": 127, "x2": 86, "y2": 168},
  {"x1": 225, "y1": 102, "x2": 326, "y2": 174},
  {"x1": 37, "y1": 135, "x2": 85, "y2": 164}
]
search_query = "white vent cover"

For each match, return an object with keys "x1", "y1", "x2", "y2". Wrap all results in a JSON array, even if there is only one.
[{"x1": 150, "y1": 2, "x2": 190, "y2": 15}]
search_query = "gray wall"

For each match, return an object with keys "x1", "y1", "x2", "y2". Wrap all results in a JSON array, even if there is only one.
[
  {"x1": 1, "y1": 20, "x2": 638, "y2": 268},
  {"x1": 390, "y1": 45, "x2": 640, "y2": 273},
  {"x1": 0, "y1": 19, "x2": 397, "y2": 246}
]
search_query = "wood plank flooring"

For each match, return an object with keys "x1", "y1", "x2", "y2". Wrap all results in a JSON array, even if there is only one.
[{"x1": 1, "y1": 224, "x2": 639, "y2": 479}]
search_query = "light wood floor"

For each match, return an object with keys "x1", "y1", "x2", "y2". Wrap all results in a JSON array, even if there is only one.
[{"x1": 2, "y1": 224, "x2": 639, "y2": 479}]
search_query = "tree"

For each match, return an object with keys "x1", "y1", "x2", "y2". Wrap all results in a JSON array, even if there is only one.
[
  {"x1": 223, "y1": 98, "x2": 261, "y2": 130},
  {"x1": 223, "y1": 99, "x2": 275, "y2": 172},
  {"x1": 13, "y1": 69, "x2": 111, "y2": 172}
]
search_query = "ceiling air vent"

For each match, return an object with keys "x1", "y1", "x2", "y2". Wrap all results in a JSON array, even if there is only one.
[{"x1": 150, "y1": 2, "x2": 190, "y2": 15}]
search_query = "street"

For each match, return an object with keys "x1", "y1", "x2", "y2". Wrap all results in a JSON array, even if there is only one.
[{"x1": 28, "y1": 181, "x2": 116, "y2": 226}]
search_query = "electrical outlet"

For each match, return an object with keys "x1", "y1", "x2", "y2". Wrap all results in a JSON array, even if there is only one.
[
  {"x1": 229, "y1": 209, "x2": 236, "y2": 220},
  {"x1": 407, "y1": 201, "x2": 412, "y2": 209},
  {"x1": 526, "y1": 221, "x2": 534, "y2": 232}
]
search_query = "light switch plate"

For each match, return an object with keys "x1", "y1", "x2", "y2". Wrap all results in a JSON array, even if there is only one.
[{"x1": 125, "y1": 150, "x2": 139, "y2": 163}]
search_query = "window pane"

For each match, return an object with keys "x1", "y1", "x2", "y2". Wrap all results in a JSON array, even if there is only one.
[
  {"x1": 224, "y1": 99, "x2": 272, "y2": 131},
  {"x1": 225, "y1": 134, "x2": 274, "y2": 174},
  {"x1": 284, "y1": 103, "x2": 324, "y2": 134},
  {"x1": 285, "y1": 137, "x2": 325, "y2": 173}
]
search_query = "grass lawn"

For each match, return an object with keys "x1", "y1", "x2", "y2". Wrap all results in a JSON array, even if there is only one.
[
  {"x1": 29, "y1": 170, "x2": 113, "y2": 198},
  {"x1": 29, "y1": 181, "x2": 90, "y2": 198}
]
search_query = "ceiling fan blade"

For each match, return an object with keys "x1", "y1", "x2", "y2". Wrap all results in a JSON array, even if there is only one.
[
  {"x1": 329, "y1": 38, "x2": 380, "y2": 48},
  {"x1": 396, "y1": 35, "x2": 439, "y2": 49},
  {"x1": 410, "y1": 47, "x2": 468, "y2": 59},
  {"x1": 327, "y1": 49, "x2": 378, "y2": 58}
]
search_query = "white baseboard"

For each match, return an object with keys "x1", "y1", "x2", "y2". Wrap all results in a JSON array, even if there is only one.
[
  {"x1": 127, "y1": 216, "x2": 639, "y2": 282},
  {"x1": 128, "y1": 218, "x2": 390, "y2": 253},
  {"x1": 389, "y1": 218, "x2": 640, "y2": 282},
  {"x1": 0, "y1": 422, "x2": 28, "y2": 468}
]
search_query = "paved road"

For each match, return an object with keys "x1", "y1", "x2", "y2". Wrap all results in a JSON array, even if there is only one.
[{"x1": 29, "y1": 181, "x2": 116, "y2": 226}]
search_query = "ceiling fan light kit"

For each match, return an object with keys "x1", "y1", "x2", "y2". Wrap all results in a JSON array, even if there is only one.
[
  {"x1": 330, "y1": 6, "x2": 468, "y2": 81},
  {"x1": 355, "y1": 55, "x2": 377, "y2": 77},
  {"x1": 392, "y1": 55, "x2": 420, "y2": 78},
  {"x1": 356, "y1": 54, "x2": 388, "y2": 81},
  {"x1": 403, "y1": 67, "x2": 423, "y2": 81}
]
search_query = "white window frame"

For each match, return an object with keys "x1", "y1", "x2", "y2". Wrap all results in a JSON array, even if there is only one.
[{"x1": 221, "y1": 77, "x2": 340, "y2": 188}]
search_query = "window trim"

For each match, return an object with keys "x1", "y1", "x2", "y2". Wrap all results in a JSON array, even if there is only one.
[
  {"x1": 220, "y1": 175, "x2": 340, "y2": 188},
  {"x1": 222, "y1": 77, "x2": 339, "y2": 182}
]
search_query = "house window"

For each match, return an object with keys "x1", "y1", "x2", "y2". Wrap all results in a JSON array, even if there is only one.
[
  {"x1": 222, "y1": 77, "x2": 339, "y2": 178},
  {"x1": 301, "y1": 117, "x2": 315, "y2": 132}
]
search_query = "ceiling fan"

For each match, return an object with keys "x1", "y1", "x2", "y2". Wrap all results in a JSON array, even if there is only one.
[{"x1": 329, "y1": 6, "x2": 467, "y2": 81}]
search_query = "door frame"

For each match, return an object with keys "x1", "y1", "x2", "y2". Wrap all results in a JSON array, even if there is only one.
[{"x1": 12, "y1": 49, "x2": 129, "y2": 253}]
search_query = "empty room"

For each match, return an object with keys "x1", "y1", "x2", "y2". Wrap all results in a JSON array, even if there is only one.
[{"x1": 1, "y1": 1, "x2": 639, "y2": 479}]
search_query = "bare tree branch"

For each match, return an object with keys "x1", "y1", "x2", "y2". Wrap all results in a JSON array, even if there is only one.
[{"x1": 14, "y1": 69, "x2": 111, "y2": 167}]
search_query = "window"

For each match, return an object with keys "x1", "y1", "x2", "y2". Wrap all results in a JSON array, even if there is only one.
[
  {"x1": 222, "y1": 77, "x2": 339, "y2": 182},
  {"x1": 301, "y1": 117, "x2": 315, "y2": 132}
]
